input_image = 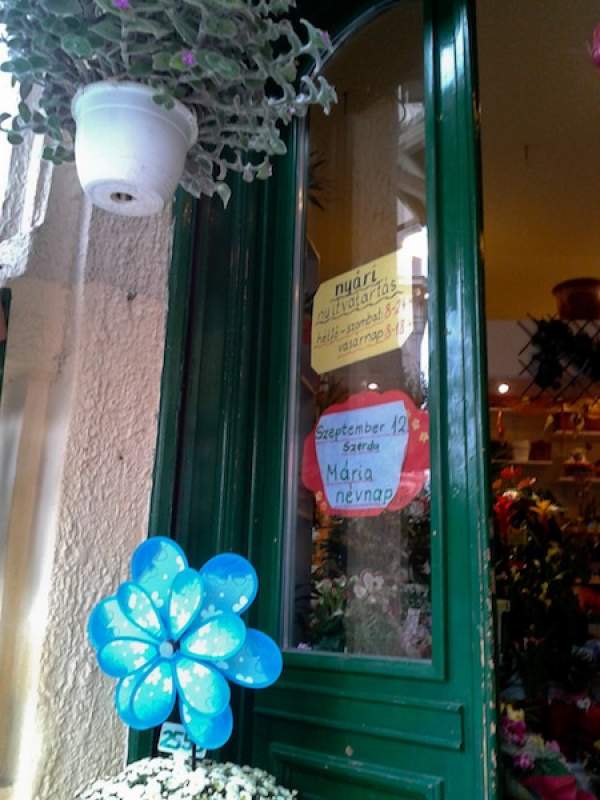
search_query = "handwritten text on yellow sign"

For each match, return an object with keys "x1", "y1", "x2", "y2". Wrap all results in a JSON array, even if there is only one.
[{"x1": 311, "y1": 250, "x2": 414, "y2": 374}]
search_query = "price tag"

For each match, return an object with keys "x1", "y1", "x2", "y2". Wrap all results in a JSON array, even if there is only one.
[{"x1": 158, "y1": 723, "x2": 194, "y2": 756}]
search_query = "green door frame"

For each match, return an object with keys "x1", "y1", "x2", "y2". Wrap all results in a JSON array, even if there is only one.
[
  {"x1": 130, "y1": 1, "x2": 496, "y2": 796},
  {"x1": 0, "y1": 289, "x2": 11, "y2": 399}
]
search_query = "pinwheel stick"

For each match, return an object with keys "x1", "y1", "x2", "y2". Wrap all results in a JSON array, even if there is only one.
[{"x1": 191, "y1": 744, "x2": 198, "y2": 771}]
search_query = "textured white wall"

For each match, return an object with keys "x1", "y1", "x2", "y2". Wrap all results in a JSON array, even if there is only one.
[{"x1": 0, "y1": 165, "x2": 172, "y2": 799}]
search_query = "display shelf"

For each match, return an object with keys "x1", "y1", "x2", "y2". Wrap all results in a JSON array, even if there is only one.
[
  {"x1": 552, "y1": 430, "x2": 600, "y2": 439},
  {"x1": 489, "y1": 406, "x2": 558, "y2": 415},
  {"x1": 491, "y1": 459, "x2": 552, "y2": 466},
  {"x1": 556, "y1": 476, "x2": 600, "y2": 485}
]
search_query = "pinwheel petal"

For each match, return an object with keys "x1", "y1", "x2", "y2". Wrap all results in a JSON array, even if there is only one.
[
  {"x1": 117, "y1": 582, "x2": 166, "y2": 642},
  {"x1": 88, "y1": 597, "x2": 157, "y2": 651},
  {"x1": 215, "y1": 629, "x2": 283, "y2": 688},
  {"x1": 97, "y1": 640, "x2": 158, "y2": 678},
  {"x1": 130, "y1": 537, "x2": 187, "y2": 616},
  {"x1": 198, "y1": 553, "x2": 257, "y2": 620},
  {"x1": 180, "y1": 613, "x2": 246, "y2": 662},
  {"x1": 180, "y1": 700, "x2": 233, "y2": 750},
  {"x1": 174, "y1": 657, "x2": 230, "y2": 717},
  {"x1": 115, "y1": 672, "x2": 150, "y2": 730},
  {"x1": 167, "y1": 569, "x2": 203, "y2": 640},
  {"x1": 130, "y1": 659, "x2": 176, "y2": 728}
]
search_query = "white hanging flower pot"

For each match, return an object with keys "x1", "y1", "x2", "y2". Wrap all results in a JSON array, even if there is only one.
[
  {"x1": 1, "y1": 3, "x2": 336, "y2": 214},
  {"x1": 71, "y1": 81, "x2": 198, "y2": 218}
]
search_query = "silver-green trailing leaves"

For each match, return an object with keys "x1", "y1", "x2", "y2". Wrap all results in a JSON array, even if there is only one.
[{"x1": 0, "y1": 0, "x2": 336, "y2": 203}]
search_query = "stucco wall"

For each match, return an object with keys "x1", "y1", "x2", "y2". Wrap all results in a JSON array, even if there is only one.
[{"x1": 0, "y1": 165, "x2": 172, "y2": 799}]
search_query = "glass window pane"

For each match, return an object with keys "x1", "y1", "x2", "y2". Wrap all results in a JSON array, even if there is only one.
[{"x1": 286, "y1": 2, "x2": 432, "y2": 660}]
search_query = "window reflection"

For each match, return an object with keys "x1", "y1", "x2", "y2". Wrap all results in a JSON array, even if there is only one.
[{"x1": 287, "y1": 3, "x2": 432, "y2": 659}]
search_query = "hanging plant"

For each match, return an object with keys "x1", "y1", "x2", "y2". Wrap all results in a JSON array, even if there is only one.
[{"x1": 0, "y1": 0, "x2": 336, "y2": 216}]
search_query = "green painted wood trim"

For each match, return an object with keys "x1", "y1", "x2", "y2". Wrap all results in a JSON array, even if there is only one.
[
  {"x1": 256, "y1": 704, "x2": 463, "y2": 751},
  {"x1": 427, "y1": 0, "x2": 496, "y2": 796},
  {"x1": 247, "y1": 122, "x2": 301, "y2": 643},
  {"x1": 0, "y1": 289, "x2": 11, "y2": 400},
  {"x1": 149, "y1": 191, "x2": 197, "y2": 537},
  {"x1": 270, "y1": 745, "x2": 444, "y2": 800},
  {"x1": 157, "y1": 173, "x2": 271, "y2": 765},
  {"x1": 424, "y1": 0, "x2": 448, "y2": 683},
  {"x1": 450, "y1": 1, "x2": 497, "y2": 795},
  {"x1": 127, "y1": 189, "x2": 197, "y2": 764},
  {"x1": 254, "y1": 0, "x2": 451, "y2": 686}
]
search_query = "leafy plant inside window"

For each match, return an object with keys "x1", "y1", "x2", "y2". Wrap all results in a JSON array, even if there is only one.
[{"x1": 300, "y1": 497, "x2": 432, "y2": 659}]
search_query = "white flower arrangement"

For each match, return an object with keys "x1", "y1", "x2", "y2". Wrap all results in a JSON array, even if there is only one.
[{"x1": 76, "y1": 757, "x2": 297, "y2": 800}]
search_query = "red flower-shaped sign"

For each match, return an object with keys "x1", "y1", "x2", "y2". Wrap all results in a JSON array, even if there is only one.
[{"x1": 302, "y1": 390, "x2": 429, "y2": 517}]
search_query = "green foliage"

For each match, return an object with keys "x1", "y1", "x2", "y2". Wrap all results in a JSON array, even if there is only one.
[
  {"x1": 0, "y1": 0, "x2": 336, "y2": 201},
  {"x1": 493, "y1": 470, "x2": 595, "y2": 698},
  {"x1": 304, "y1": 497, "x2": 432, "y2": 659}
]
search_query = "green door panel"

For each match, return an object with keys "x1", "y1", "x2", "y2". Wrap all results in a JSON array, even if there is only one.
[
  {"x1": 269, "y1": 745, "x2": 444, "y2": 800},
  {"x1": 138, "y1": 0, "x2": 496, "y2": 796},
  {"x1": 245, "y1": 2, "x2": 495, "y2": 797}
]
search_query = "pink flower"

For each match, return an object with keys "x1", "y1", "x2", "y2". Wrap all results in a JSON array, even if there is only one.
[
  {"x1": 181, "y1": 50, "x2": 196, "y2": 68},
  {"x1": 321, "y1": 31, "x2": 332, "y2": 49},
  {"x1": 514, "y1": 753, "x2": 534, "y2": 772},
  {"x1": 112, "y1": 0, "x2": 130, "y2": 9},
  {"x1": 546, "y1": 740, "x2": 561, "y2": 754},
  {"x1": 502, "y1": 717, "x2": 527, "y2": 746},
  {"x1": 592, "y1": 24, "x2": 600, "y2": 68}
]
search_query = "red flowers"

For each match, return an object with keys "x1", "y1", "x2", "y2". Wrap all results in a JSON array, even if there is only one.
[
  {"x1": 501, "y1": 465, "x2": 523, "y2": 482},
  {"x1": 494, "y1": 494, "x2": 516, "y2": 540}
]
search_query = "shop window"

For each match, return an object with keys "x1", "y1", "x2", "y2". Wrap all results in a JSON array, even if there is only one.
[{"x1": 284, "y1": 2, "x2": 432, "y2": 660}]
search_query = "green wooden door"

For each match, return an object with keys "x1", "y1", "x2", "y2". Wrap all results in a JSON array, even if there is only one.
[{"x1": 139, "y1": 0, "x2": 496, "y2": 797}]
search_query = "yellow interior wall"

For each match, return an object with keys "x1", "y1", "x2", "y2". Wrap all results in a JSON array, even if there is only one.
[{"x1": 478, "y1": 0, "x2": 600, "y2": 320}]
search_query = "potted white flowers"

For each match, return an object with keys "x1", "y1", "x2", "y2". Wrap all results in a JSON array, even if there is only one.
[
  {"x1": 76, "y1": 757, "x2": 298, "y2": 800},
  {"x1": 0, "y1": 0, "x2": 335, "y2": 216}
]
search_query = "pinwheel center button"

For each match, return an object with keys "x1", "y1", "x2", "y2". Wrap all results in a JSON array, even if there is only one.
[{"x1": 159, "y1": 640, "x2": 177, "y2": 659}]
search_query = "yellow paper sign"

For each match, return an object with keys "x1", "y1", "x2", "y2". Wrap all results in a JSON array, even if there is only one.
[{"x1": 311, "y1": 250, "x2": 414, "y2": 374}]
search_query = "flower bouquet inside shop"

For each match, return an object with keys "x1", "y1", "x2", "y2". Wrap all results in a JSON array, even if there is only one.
[{"x1": 491, "y1": 399, "x2": 600, "y2": 800}]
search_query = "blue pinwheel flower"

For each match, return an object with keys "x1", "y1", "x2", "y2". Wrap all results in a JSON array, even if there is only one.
[{"x1": 88, "y1": 537, "x2": 282, "y2": 750}]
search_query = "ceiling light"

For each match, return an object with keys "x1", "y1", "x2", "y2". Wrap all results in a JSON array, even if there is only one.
[
  {"x1": 497, "y1": 383, "x2": 510, "y2": 395},
  {"x1": 367, "y1": 382, "x2": 379, "y2": 391}
]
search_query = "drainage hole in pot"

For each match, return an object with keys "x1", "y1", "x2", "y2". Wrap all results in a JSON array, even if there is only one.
[{"x1": 110, "y1": 191, "x2": 135, "y2": 204}]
